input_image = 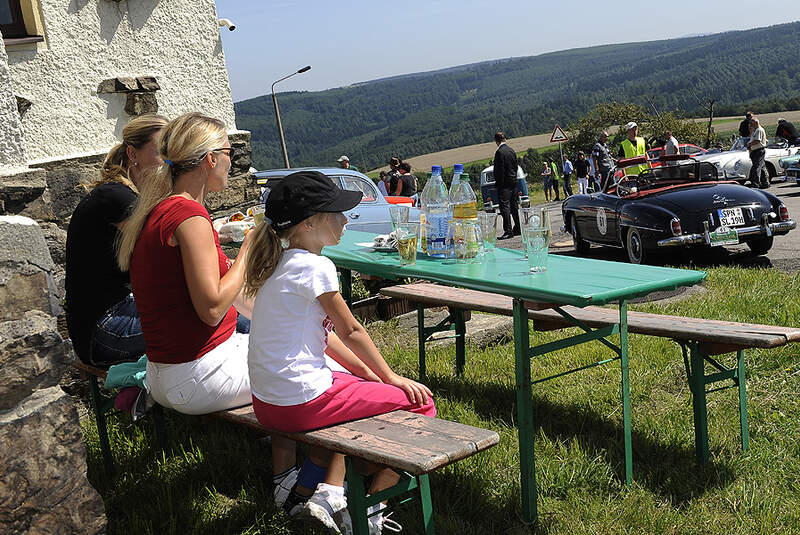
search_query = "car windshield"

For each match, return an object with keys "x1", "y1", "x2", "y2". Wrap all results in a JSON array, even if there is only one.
[
  {"x1": 340, "y1": 175, "x2": 377, "y2": 202},
  {"x1": 730, "y1": 137, "x2": 749, "y2": 151},
  {"x1": 609, "y1": 160, "x2": 719, "y2": 197}
]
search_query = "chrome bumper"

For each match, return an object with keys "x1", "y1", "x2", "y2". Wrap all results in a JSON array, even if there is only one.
[{"x1": 657, "y1": 219, "x2": 796, "y2": 247}]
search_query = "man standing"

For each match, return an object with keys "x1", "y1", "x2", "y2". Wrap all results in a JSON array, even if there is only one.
[
  {"x1": 550, "y1": 159, "x2": 561, "y2": 202},
  {"x1": 592, "y1": 130, "x2": 614, "y2": 191},
  {"x1": 574, "y1": 152, "x2": 590, "y2": 194},
  {"x1": 337, "y1": 155, "x2": 359, "y2": 172},
  {"x1": 618, "y1": 122, "x2": 648, "y2": 176},
  {"x1": 493, "y1": 132, "x2": 520, "y2": 239},
  {"x1": 663, "y1": 130, "x2": 679, "y2": 166},
  {"x1": 775, "y1": 118, "x2": 800, "y2": 146},
  {"x1": 377, "y1": 171, "x2": 390, "y2": 197},
  {"x1": 541, "y1": 161, "x2": 553, "y2": 202},
  {"x1": 562, "y1": 154, "x2": 574, "y2": 197},
  {"x1": 748, "y1": 116, "x2": 769, "y2": 189},
  {"x1": 738, "y1": 111, "x2": 754, "y2": 138}
]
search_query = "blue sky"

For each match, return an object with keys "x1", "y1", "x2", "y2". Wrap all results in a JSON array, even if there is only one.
[{"x1": 215, "y1": 1, "x2": 797, "y2": 103}]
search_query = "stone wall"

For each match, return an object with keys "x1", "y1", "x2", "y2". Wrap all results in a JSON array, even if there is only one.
[{"x1": 0, "y1": 215, "x2": 106, "y2": 535}]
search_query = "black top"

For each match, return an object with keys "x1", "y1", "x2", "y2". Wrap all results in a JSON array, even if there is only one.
[
  {"x1": 738, "y1": 119, "x2": 751, "y2": 138},
  {"x1": 398, "y1": 173, "x2": 417, "y2": 196},
  {"x1": 493, "y1": 143, "x2": 518, "y2": 188},
  {"x1": 65, "y1": 182, "x2": 137, "y2": 361},
  {"x1": 387, "y1": 170, "x2": 402, "y2": 195},
  {"x1": 575, "y1": 159, "x2": 590, "y2": 178},
  {"x1": 776, "y1": 121, "x2": 800, "y2": 143}
]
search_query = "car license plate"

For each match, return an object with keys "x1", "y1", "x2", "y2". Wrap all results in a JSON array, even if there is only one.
[
  {"x1": 717, "y1": 207, "x2": 745, "y2": 227},
  {"x1": 708, "y1": 225, "x2": 739, "y2": 246}
]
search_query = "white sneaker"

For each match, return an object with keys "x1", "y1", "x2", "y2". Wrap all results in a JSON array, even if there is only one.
[
  {"x1": 367, "y1": 504, "x2": 402, "y2": 534},
  {"x1": 298, "y1": 483, "x2": 352, "y2": 535},
  {"x1": 273, "y1": 467, "x2": 298, "y2": 509}
]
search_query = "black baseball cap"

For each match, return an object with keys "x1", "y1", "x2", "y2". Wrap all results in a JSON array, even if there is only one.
[{"x1": 265, "y1": 170, "x2": 362, "y2": 231}]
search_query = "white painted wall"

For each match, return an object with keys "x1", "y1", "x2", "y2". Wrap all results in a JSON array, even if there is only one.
[
  {"x1": 0, "y1": 38, "x2": 28, "y2": 173},
  {"x1": 5, "y1": 0, "x2": 237, "y2": 162}
]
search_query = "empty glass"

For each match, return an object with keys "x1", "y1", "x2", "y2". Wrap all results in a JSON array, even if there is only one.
[
  {"x1": 389, "y1": 205, "x2": 410, "y2": 232},
  {"x1": 477, "y1": 212, "x2": 498, "y2": 253},
  {"x1": 519, "y1": 207, "x2": 551, "y2": 273},
  {"x1": 396, "y1": 222, "x2": 419, "y2": 266},
  {"x1": 447, "y1": 219, "x2": 484, "y2": 263}
]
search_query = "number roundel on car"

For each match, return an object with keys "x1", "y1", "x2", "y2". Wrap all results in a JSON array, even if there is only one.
[{"x1": 596, "y1": 207, "x2": 608, "y2": 235}]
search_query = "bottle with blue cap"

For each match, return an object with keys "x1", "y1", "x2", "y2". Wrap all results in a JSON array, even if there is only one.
[
  {"x1": 449, "y1": 163, "x2": 464, "y2": 195},
  {"x1": 419, "y1": 165, "x2": 450, "y2": 257}
]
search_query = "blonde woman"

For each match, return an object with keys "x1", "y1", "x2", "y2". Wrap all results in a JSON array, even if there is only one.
[
  {"x1": 66, "y1": 114, "x2": 167, "y2": 367},
  {"x1": 117, "y1": 112, "x2": 254, "y2": 415}
]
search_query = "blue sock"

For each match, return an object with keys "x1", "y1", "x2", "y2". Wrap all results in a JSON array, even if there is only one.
[{"x1": 297, "y1": 459, "x2": 327, "y2": 491}]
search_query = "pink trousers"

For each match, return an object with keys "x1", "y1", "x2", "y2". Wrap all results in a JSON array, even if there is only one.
[{"x1": 252, "y1": 372, "x2": 436, "y2": 433}]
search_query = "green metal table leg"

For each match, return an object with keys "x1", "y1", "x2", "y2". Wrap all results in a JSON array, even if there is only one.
[
  {"x1": 341, "y1": 269, "x2": 353, "y2": 309},
  {"x1": 418, "y1": 473, "x2": 435, "y2": 535},
  {"x1": 88, "y1": 376, "x2": 114, "y2": 475},
  {"x1": 737, "y1": 349, "x2": 749, "y2": 452},
  {"x1": 345, "y1": 460, "x2": 370, "y2": 535},
  {"x1": 512, "y1": 299, "x2": 537, "y2": 524},
  {"x1": 453, "y1": 308, "x2": 466, "y2": 376},
  {"x1": 417, "y1": 304, "x2": 427, "y2": 381},
  {"x1": 690, "y1": 342, "x2": 710, "y2": 464},
  {"x1": 619, "y1": 301, "x2": 632, "y2": 487}
]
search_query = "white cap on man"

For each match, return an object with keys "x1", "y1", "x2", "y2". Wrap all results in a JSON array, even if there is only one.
[
  {"x1": 337, "y1": 155, "x2": 350, "y2": 163},
  {"x1": 625, "y1": 122, "x2": 638, "y2": 131}
]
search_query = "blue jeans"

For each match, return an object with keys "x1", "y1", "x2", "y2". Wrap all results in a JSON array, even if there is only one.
[{"x1": 90, "y1": 294, "x2": 146, "y2": 367}]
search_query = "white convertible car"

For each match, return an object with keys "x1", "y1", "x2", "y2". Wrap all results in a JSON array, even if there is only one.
[{"x1": 693, "y1": 137, "x2": 800, "y2": 184}]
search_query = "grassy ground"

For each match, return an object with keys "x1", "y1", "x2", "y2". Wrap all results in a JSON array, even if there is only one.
[{"x1": 82, "y1": 266, "x2": 800, "y2": 534}]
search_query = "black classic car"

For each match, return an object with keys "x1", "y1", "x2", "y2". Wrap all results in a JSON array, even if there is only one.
[{"x1": 562, "y1": 155, "x2": 796, "y2": 264}]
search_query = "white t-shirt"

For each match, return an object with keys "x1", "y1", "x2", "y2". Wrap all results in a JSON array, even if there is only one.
[
  {"x1": 749, "y1": 127, "x2": 767, "y2": 151},
  {"x1": 665, "y1": 136, "x2": 679, "y2": 156},
  {"x1": 248, "y1": 248, "x2": 339, "y2": 406}
]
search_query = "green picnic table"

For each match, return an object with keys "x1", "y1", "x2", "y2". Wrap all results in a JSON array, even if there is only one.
[{"x1": 323, "y1": 230, "x2": 707, "y2": 524}]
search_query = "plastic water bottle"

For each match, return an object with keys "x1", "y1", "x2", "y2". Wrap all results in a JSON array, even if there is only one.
[
  {"x1": 420, "y1": 165, "x2": 451, "y2": 257},
  {"x1": 449, "y1": 163, "x2": 463, "y2": 195},
  {"x1": 450, "y1": 173, "x2": 477, "y2": 220}
]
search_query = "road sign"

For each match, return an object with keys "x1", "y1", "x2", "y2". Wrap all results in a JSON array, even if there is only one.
[{"x1": 550, "y1": 124, "x2": 569, "y2": 143}]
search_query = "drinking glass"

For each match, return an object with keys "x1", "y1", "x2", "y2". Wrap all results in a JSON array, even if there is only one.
[
  {"x1": 396, "y1": 222, "x2": 419, "y2": 266},
  {"x1": 448, "y1": 220, "x2": 483, "y2": 263},
  {"x1": 477, "y1": 212, "x2": 498, "y2": 252},
  {"x1": 250, "y1": 205, "x2": 265, "y2": 225},
  {"x1": 519, "y1": 207, "x2": 551, "y2": 273},
  {"x1": 389, "y1": 205, "x2": 410, "y2": 232}
]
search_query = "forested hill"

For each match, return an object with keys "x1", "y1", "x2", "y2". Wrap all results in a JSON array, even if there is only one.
[{"x1": 236, "y1": 21, "x2": 800, "y2": 171}]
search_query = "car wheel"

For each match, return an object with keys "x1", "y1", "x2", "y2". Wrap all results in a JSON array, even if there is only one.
[
  {"x1": 745, "y1": 236, "x2": 773, "y2": 256},
  {"x1": 570, "y1": 215, "x2": 590, "y2": 255},
  {"x1": 625, "y1": 227, "x2": 647, "y2": 264}
]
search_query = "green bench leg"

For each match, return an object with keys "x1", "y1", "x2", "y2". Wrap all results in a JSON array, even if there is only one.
[
  {"x1": 346, "y1": 462, "x2": 370, "y2": 535},
  {"x1": 619, "y1": 301, "x2": 632, "y2": 487},
  {"x1": 512, "y1": 299, "x2": 537, "y2": 524},
  {"x1": 418, "y1": 473, "x2": 435, "y2": 535},
  {"x1": 88, "y1": 375, "x2": 114, "y2": 475},
  {"x1": 417, "y1": 304, "x2": 427, "y2": 381},
  {"x1": 737, "y1": 349, "x2": 749, "y2": 452},
  {"x1": 453, "y1": 308, "x2": 466, "y2": 376},
  {"x1": 689, "y1": 342, "x2": 710, "y2": 464}
]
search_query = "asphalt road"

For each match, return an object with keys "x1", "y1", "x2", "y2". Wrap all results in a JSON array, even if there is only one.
[{"x1": 499, "y1": 178, "x2": 800, "y2": 273}]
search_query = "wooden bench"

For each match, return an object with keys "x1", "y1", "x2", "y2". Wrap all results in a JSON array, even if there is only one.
[
  {"x1": 72, "y1": 361, "x2": 499, "y2": 534},
  {"x1": 380, "y1": 282, "x2": 800, "y2": 463}
]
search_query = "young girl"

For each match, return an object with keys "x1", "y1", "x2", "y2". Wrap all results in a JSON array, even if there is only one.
[{"x1": 245, "y1": 170, "x2": 435, "y2": 533}]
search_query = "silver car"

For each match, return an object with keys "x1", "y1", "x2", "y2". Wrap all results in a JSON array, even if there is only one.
[{"x1": 693, "y1": 137, "x2": 800, "y2": 183}]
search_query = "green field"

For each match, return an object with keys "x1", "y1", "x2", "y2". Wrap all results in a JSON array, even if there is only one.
[{"x1": 82, "y1": 266, "x2": 800, "y2": 534}]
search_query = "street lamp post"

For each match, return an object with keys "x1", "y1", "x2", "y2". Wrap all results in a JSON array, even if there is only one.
[{"x1": 271, "y1": 65, "x2": 311, "y2": 169}]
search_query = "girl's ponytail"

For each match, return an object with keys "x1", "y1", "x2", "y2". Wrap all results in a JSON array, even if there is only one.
[{"x1": 243, "y1": 221, "x2": 285, "y2": 298}]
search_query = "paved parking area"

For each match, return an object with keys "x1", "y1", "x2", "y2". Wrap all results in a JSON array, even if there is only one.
[{"x1": 501, "y1": 179, "x2": 800, "y2": 273}]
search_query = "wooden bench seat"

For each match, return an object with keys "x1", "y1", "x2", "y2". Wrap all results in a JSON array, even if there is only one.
[
  {"x1": 380, "y1": 282, "x2": 800, "y2": 464},
  {"x1": 72, "y1": 360, "x2": 499, "y2": 534}
]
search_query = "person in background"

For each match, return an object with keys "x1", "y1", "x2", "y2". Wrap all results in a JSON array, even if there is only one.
[
  {"x1": 561, "y1": 154, "x2": 574, "y2": 197},
  {"x1": 117, "y1": 112, "x2": 255, "y2": 415},
  {"x1": 493, "y1": 132, "x2": 521, "y2": 239},
  {"x1": 244, "y1": 171, "x2": 434, "y2": 533},
  {"x1": 592, "y1": 130, "x2": 614, "y2": 191},
  {"x1": 337, "y1": 155, "x2": 359, "y2": 172},
  {"x1": 738, "y1": 111, "x2": 754, "y2": 138},
  {"x1": 663, "y1": 130, "x2": 679, "y2": 166},
  {"x1": 574, "y1": 151, "x2": 590, "y2": 195},
  {"x1": 550, "y1": 159, "x2": 561, "y2": 201},
  {"x1": 747, "y1": 116, "x2": 769, "y2": 189},
  {"x1": 775, "y1": 118, "x2": 800, "y2": 146},
  {"x1": 396, "y1": 161, "x2": 418, "y2": 198},
  {"x1": 387, "y1": 156, "x2": 402, "y2": 194},
  {"x1": 66, "y1": 114, "x2": 168, "y2": 367},
  {"x1": 377, "y1": 171, "x2": 389, "y2": 197},
  {"x1": 618, "y1": 122, "x2": 649, "y2": 176},
  {"x1": 541, "y1": 160, "x2": 553, "y2": 202}
]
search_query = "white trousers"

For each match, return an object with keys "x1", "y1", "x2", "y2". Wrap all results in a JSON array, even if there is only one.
[
  {"x1": 146, "y1": 332, "x2": 251, "y2": 415},
  {"x1": 577, "y1": 177, "x2": 589, "y2": 195}
]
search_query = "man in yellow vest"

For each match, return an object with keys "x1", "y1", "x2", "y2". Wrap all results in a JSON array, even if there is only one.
[{"x1": 618, "y1": 122, "x2": 649, "y2": 176}]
